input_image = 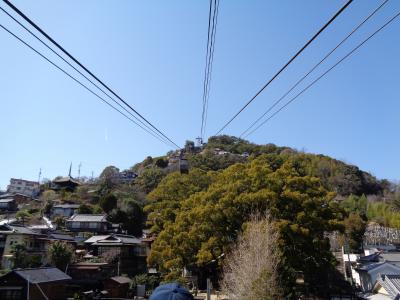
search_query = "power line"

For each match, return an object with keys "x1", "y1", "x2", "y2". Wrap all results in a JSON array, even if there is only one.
[
  {"x1": 200, "y1": 0, "x2": 213, "y2": 142},
  {"x1": 244, "y1": 9, "x2": 400, "y2": 138},
  {"x1": 203, "y1": 0, "x2": 220, "y2": 139},
  {"x1": 200, "y1": 0, "x2": 219, "y2": 141},
  {"x1": 3, "y1": 0, "x2": 180, "y2": 149},
  {"x1": 0, "y1": 23, "x2": 176, "y2": 148},
  {"x1": 240, "y1": 0, "x2": 390, "y2": 138},
  {"x1": 0, "y1": 5, "x2": 173, "y2": 146},
  {"x1": 214, "y1": 0, "x2": 353, "y2": 135}
]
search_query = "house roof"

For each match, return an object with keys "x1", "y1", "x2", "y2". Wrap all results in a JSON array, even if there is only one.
[
  {"x1": 358, "y1": 252, "x2": 381, "y2": 263},
  {"x1": 109, "y1": 276, "x2": 132, "y2": 284},
  {"x1": 0, "y1": 194, "x2": 13, "y2": 199},
  {"x1": 0, "y1": 198, "x2": 15, "y2": 203},
  {"x1": 381, "y1": 253, "x2": 400, "y2": 263},
  {"x1": 53, "y1": 176, "x2": 80, "y2": 185},
  {"x1": 84, "y1": 235, "x2": 111, "y2": 243},
  {"x1": 14, "y1": 267, "x2": 71, "y2": 283},
  {"x1": 53, "y1": 204, "x2": 80, "y2": 209},
  {"x1": 7, "y1": 225, "x2": 40, "y2": 235},
  {"x1": 50, "y1": 233, "x2": 75, "y2": 241},
  {"x1": 67, "y1": 214, "x2": 107, "y2": 222},
  {"x1": 376, "y1": 274, "x2": 400, "y2": 299},
  {"x1": 357, "y1": 262, "x2": 400, "y2": 274},
  {"x1": 84, "y1": 234, "x2": 142, "y2": 245}
]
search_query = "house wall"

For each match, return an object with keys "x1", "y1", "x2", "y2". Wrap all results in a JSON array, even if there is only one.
[
  {"x1": 7, "y1": 179, "x2": 39, "y2": 197},
  {"x1": 103, "y1": 281, "x2": 130, "y2": 298},
  {"x1": 66, "y1": 221, "x2": 108, "y2": 232},
  {"x1": 1, "y1": 234, "x2": 49, "y2": 269},
  {"x1": 0, "y1": 273, "x2": 69, "y2": 300}
]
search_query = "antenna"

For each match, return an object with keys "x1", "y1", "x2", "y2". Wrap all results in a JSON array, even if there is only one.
[
  {"x1": 78, "y1": 162, "x2": 82, "y2": 179},
  {"x1": 38, "y1": 168, "x2": 42, "y2": 184}
]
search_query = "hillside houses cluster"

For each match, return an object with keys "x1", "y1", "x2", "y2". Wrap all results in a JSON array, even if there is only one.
[
  {"x1": 337, "y1": 225, "x2": 400, "y2": 299},
  {"x1": 0, "y1": 177, "x2": 156, "y2": 300}
]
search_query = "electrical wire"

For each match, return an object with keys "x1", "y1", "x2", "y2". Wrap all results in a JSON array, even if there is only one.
[
  {"x1": 0, "y1": 23, "x2": 177, "y2": 148},
  {"x1": 0, "y1": 5, "x2": 173, "y2": 146},
  {"x1": 200, "y1": 0, "x2": 219, "y2": 141},
  {"x1": 244, "y1": 9, "x2": 400, "y2": 138},
  {"x1": 240, "y1": 0, "x2": 390, "y2": 138},
  {"x1": 214, "y1": 0, "x2": 354, "y2": 135},
  {"x1": 2, "y1": 0, "x2": 180, "y2": 149}
]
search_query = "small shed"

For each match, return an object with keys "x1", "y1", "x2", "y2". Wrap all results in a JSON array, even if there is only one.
[
  {"x1": 0, "y1": 198, "x2": 18, "y2": 212},
  {"x1": 0, "y1": 267, "x2": 71, "y2": 300},
  {"x1": 104, "y1": 276, "x2": 132, "y2": 298}
]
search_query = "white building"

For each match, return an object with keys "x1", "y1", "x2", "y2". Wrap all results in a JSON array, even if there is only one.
[{"x1": 7, "y1": 178, "x2": 39, "y2": 197}]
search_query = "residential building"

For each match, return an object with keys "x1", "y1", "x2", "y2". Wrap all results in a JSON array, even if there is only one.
[
  {"x1": 84, "y1": 234, "x2": 148, "y2": 275},
  {"x1": 51, "y1": 176, "x2": 80, "y2": 192},
  {"x1": 0, "y1": 224, "x2": 48, "y2": 269},
  {"x1": 103, "y1": 276, "x2": 133, "y2": 298},
  {"x1": 0, "y1": 193, "x2": 37, "y2": 205},
  {"x1": 51, "y1": 204, "x2": 80, "y2": 218},
  {"x1": 0, "y1": 267, "x2": 71, "y2": 300},
  {"x1": 6, "y1": 178, "x2": 39, "y2": 197},
  {"x1": 0, "y1": 198, "x2": 18, "y2": 212},
  {"x1": 66, "y1": 214, "x2": 111, "y2": 233},
  {"x1": 355, "y1": 262, "x2": 400, "y2": 292},
  {"x1": 67, "y1": 262, "x2": 115, "y2": 288},
  {"x1": 371, "y1": 274, "x2": 400, "y2": 300}
]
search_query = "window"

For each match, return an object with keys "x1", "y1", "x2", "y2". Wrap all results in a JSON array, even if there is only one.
[
  {"x1": 71, "y1": 222, "x2": 80, "y2": 228},
  {"x1": 89, "y1": 222, "x2": 98, "y2": 229},
  {"x1": 0, "y1": 290, "x2": 22, "y2": 300}
]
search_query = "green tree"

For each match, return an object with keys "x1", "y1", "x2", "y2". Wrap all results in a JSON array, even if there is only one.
[
  {"x1": 344, "y1": 213, "x2": 367, "y2": 252},
  {"x1": 54, "y1": 216, "x2": 66, "y2": 228},
  {"x1": 136, "y1": 167, "x2": 164, "y2": 193},
  {"x1": 99, "y1": 194, "x2": 118, "y2": 213},
  {"x1": 99, "y1": 165, "x2": 120, "y2": 193},
  {"x1": 147, "y1": 155, "x2": 345, "y2": 298},
  {"x1": 48, "y1": 240, "x2": 73, "y2": 271},
  {"x1": 10, "y1": 243, "x2": 28, "y2": 269},
  {"x1": 78, "y1": 203, "x2": 93, "y2": 214},
  {"x1": 15, "y1": 210, "x2": 32, "y2": 226}
]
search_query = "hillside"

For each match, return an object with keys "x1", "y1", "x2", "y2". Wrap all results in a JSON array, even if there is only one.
[{"x1": 30, "y1": 135, "x2": 398, "y2": 297}]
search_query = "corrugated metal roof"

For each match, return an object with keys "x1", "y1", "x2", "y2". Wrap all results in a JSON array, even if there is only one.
[{"x1": 15, "y1": 267, "x2": 71, "y2": 283}]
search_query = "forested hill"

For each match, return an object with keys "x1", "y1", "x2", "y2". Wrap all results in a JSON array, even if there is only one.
[
  {"x1": 132, "y1": 135, "x2": 387, "y2": 198},
  {"x1": 40, "y1": 135, "x2": 398, "y2": 297}
]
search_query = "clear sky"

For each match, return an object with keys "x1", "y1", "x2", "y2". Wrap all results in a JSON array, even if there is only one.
[{"x1": 0, "y1": 0, "x2": 399, "y2": 190}]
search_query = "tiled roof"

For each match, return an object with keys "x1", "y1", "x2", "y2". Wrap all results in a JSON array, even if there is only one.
[
  {"x1": 53, "y1": 204, "x2": 80, "y2": 209},
  {"x1": 110, "y1": 276, "x2": 132, "y2": 284},
  {"x1": 50, "y1": 233, "x2": 75, "y2": 241},
  {"x1": 0, "y1": 198, "x2": 14, "y2": 203},
  {"x1": 53, "y1": 176, "x2": 80, "y2": 185},
  {"x1": 85, "y1": 234, "x2": 141, "y2": 245},
  {"x1": 84, "y1": 235, "x2": 111, "y2": 243},
  {"x1": 15, "y1": 267, "x2": 71, "y2": 283},
  {"x1": 377, "y1": 274, "x2": 400, "y2": 298},
  {"x1": 67, "y1": 214, "x2": 107, "y2": 222},
  {"x1": 8, "y1": 225, "x2": 40, "y2": 235}
]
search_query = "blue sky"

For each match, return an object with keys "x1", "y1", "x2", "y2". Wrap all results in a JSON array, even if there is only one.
[{"x1": 0, "y1": 0, "x2": 399, "y2": 189}]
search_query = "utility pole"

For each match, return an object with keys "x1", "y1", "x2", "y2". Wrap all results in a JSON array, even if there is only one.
[{"x1": 27, "y1": 275, "x2": 29, "y2": 300}]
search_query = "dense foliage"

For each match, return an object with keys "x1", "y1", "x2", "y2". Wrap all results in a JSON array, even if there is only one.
[{"x1": 146, "y1": 154, "x2": 347, "y2": 297}]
